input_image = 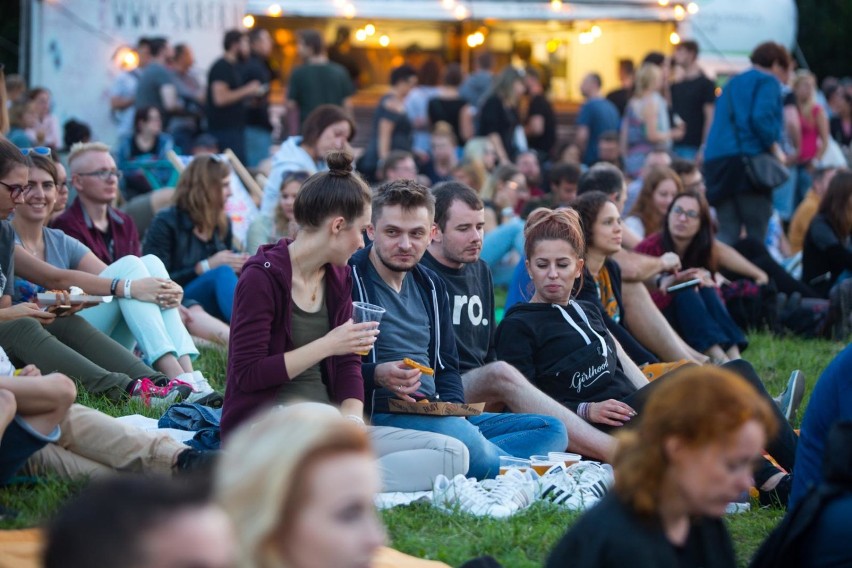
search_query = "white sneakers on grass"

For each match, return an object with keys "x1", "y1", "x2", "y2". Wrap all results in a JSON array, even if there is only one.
[
  {"x1": 175, "y1": 371, "x2": 224, "y2": 408},
  {"x1": 539, "y1": 462, "x2": 614, "y2": 511},
  {"x1": 433, "y1": 461, "x2": 614, "y2": 518},
  {"x1": 433, "y1": 468, "x2": 537, "y2": 519}
]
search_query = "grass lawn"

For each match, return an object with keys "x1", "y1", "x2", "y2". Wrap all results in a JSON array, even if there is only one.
[{"x1": 0, "y1": 332, "x2": 844, "y2": 567}]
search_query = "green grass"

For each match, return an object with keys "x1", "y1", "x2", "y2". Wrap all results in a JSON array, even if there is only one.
[{"x1": 0, "y1": 334, "x2": 845, "y2": 567}]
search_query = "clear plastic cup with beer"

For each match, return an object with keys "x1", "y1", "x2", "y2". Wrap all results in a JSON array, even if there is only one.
[
  {"x1": 530, "y1": 455, "x2": 562, "y2": 476},
  {"x1": 498, "y1": 456, "x2": 531, "y2": 476},
  {"x1": 352, "y1": 301, "x2": 385, "y2": 356}
]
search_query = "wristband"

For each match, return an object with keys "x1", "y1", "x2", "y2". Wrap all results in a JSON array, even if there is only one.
[
  {"x1": 110, "y1": 278, "x2": 120, "y2": 296},
  {"x1": 344, "y1": 414, "x2": 365, "y2": 426},
  {"x1": 124, "y1": 279, "x2": 132, "y2": 299},
  {"x1": 200, "y1": 259, "x2": 211, "y2": 273}
]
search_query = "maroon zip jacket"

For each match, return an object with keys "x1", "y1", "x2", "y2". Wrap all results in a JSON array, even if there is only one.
[{"x1": 221, "y1": 239, "x2": 364, "y2": 437}]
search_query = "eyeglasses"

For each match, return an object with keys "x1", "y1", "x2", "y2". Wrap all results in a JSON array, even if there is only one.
[
  {"x1": 0, "y1": 180, "x2": 31, "y2": 200},
  {"x1": 77, "y1": 169, "x2": 123, "y2": 181},
  {"x1": 672, "y1": 205, "x2": 700, "y2": 219},
  {"x1": 20, "y1": 147, "x2": 52, "y2": 157}
]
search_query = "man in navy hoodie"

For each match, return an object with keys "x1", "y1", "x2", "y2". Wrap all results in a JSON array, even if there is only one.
[{"x1": 350, "y1": 179, "x2": 567, "y2": 479}]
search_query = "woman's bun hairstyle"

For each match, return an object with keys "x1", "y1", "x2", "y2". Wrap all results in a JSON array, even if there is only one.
[{"x1": 325, "y1": 151, "x2": 354, "y2": 177}]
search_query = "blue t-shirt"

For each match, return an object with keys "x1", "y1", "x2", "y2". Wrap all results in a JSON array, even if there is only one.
[
  {"x1": 577, "y1": 97, "x2": 621, "y2": 165},
  {"x1": 790, "y1": 345, "x2": 852, "y2": 508}
]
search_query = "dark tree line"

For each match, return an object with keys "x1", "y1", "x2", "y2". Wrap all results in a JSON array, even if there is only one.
[{"x1": 796, "y1": 0, "x2": 852, "y2": 80}]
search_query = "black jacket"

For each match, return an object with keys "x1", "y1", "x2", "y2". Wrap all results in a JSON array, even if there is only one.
[
  {"x1": 494, "y1": 300, "x2": 634, "y2": 413},
  {"x1": 547, "y1": 493, "x2": 736, "y2": 568},
  {"x1": 576, "y1": 260, "x2": 658, "y2": 366},
  {"x1": 802, "y1": 214, "x2": 852, "y2": 298},
  {"x1": 142, "y1": 206, "x2": 234, "y2": 286}
]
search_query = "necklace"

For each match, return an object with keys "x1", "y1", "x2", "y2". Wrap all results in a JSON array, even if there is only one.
[
  {"x1": 19, "y1": 237, "x2": 43, "y2": 258},
  {"x1": 293, "y1": 250, "x2": 323, "y2": 303}
]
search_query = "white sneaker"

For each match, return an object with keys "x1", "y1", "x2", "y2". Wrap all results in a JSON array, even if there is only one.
[
  {"x1": 540, "y1": 462, "x2": 614, "y2": 511},
  {"x1": 433, "y1": 474, "x2": 513, "y2": 518},
  {"x1": 487, "y1": 468, "x2": 537, "y2": 516},
  {"x1": 176, "y1": 372, "x2": 224, "y2": 408}
]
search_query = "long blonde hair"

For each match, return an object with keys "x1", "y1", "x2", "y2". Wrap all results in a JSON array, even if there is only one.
[
  {"x1": 173, "y1": 154, "x2": 231, "y2": 236},
  {"x1": 216, "y1": 404, "x2": 372, "y2": 568},
  {"x1": 794, "y1": 70, "x2": 818, "y2": 128}
]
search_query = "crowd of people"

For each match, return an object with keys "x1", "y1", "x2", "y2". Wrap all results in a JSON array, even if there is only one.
[{"x1": 0, "y1": 24, "x2": 850, "y2": 567}]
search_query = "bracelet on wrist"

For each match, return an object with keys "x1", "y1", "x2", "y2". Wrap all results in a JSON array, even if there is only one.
[
  {"x1": 344, "y1": 414, "x2": 365, "y2": 425},
  {"x1": 109, "y1": 278, "x2": 120, "y2": 296},
  {"x1": 124, "y1": 279, "x2": 133, "y2": 299},
  {"x1": 200, "y1": 259, "x2": 211, "y2": 273}
]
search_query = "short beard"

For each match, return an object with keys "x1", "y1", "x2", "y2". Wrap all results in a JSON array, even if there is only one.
[{"x1": 374, "y1": 247, "x2": 415, "y2": 273}]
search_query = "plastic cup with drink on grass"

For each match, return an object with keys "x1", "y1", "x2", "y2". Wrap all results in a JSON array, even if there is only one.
[{"x1": 352, "y1": 302, "x2": 385, "y2": 356}]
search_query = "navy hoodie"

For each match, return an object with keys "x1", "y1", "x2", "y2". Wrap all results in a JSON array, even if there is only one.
[{"x1": 349, "y1": 246, "x2": 465, "y2": 416}]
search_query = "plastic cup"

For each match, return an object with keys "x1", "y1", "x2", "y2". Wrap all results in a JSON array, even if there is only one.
[
  {"x1": 498, "y1": 456, "x2": 531, "y2": 476},
  {"x1": 548, "y1": 452, "x2": 582, "y2": 468},
  {"x1": 530, "y1": 455, "x2": 562, "y2": 476},
  {"x1": 352, "y1": 302, "x2": 385, "y2": 356}
]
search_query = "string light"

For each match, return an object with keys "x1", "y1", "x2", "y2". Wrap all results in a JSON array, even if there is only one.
[
  {"x1": 266, "y1": 3, "x2": 282, "y2": 16},
  {"x1": 454, "y1": 4, "x2": 468, "y2": 19},
  {"x1": 550, "y1": 0, "x2": 562, "y2": 11},
  {"x1": 365, "y1": 24, "x2": 376, "y2": 36},
  {"x1": 579, "y1": 32, "x2": 594, "y2": 45},
  {"x1": 242, "y1": 14, "x2": 255, "y2": 28},
  {"x1": 442, "y1": 0, "x2": 455, "y2": 8},
  {"x1": 687, "y1": 2, "x2": 699, "y2": 14},
  {"x1": 466, "y1": 31, "x2": 485, "y2": 47},
  {"x1": 591, "y1": 25, "x2": 601, "y2": 37},
  {"x1": 658, "y1": 0, "x2": 670, "y2": 5},
  {"x1": 355, "y1": 29, "x2": 368, "y2": 41},
  {"x1": 343, "y1": 2, "x2": 356, "y2": 18},
  {"x1": 379, "y1": 35, "x2": 390, "y2": 47},
  {"x1": 669, "y1": 31, "x2": 681, "y2": 45}
]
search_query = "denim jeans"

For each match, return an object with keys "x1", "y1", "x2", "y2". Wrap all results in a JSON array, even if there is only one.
[
  {"x1": 183, "y1": 265, "x2": 238, "y2": 323},
  {"x1": 482, "y1": 217, "x2": 525, "y2": 287},
  {"x1": 79, "y1": 255, "x2": 199, "y2": 366},
  {"x1": 245, "y1": 126, "x2": 273, "y2": 168},
  {"x1": 664, "y1": 286, "x2": 747, "y2": 352},
  {"x1": 371, "y1": 411, "x2": 568, "y2": 479}
]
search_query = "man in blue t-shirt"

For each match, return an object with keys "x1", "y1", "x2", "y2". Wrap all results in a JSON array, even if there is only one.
[
  {"x1": 421, "y1": 181, "x2": 618, "y2": 464},
  {"x1": 575, "y1": 73, "x2": 621, "y2": 166}
]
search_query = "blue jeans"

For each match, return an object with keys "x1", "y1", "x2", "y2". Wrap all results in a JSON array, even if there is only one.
[
  {"x1": 183, "y1": 265, "x2": 238, "y2": 323},
  {"x1": 482, "y1": 217, "x2": 525, "y2": 287},
  {"x1": 245, "y1": 126, "x2": 272, "y2": 168},
  {"x1": 663, "y1": 286, "x2": 747, "y2": 352},
  {"x1": 371, "y1": 411, "x2": 567, "y2": 479},
  {"x1": 673, "y1": 144, "x2": 699, "y2": 161},
  {"x1": 0, "y1": 417, "x2": 60, "y2": 485},
  {"x1": 80, "y1": 255, "x2": 198, "y2": 366}
]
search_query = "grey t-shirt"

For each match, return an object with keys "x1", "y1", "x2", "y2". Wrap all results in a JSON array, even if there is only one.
[
  {"x1": 366, "y1": 263, "x2": 435, "y2": 398},
  {"x1": 13, "y1": 227, "x2": 91, "y2": 303},
  {"x1": 135, "y1": 62, "x2": 178, "y2": 116}
]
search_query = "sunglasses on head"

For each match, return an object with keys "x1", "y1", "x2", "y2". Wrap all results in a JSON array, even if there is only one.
[{"x1": 20, "y1": 147, "x2": 52, "y2": 157}]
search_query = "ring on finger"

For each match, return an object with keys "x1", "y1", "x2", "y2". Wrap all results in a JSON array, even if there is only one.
[{"x1": 397, "y1": 385, "x2": 401, "y2": 392}]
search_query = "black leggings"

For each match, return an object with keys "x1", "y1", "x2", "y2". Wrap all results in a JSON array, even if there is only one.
[{"x1": 603, "y1": 360, "x2": 797, "y2": 486}]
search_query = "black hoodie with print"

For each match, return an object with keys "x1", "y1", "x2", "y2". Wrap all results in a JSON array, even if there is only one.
[{"x1": 494, "y1": 299, "x2": 636, "y2": 413}]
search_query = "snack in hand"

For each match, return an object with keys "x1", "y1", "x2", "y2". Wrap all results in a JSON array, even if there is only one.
[{"x1": 402, "y1": 358, "x2": 434, "y2": 376}]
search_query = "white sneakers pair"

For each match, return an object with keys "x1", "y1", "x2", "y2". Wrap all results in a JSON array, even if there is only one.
[
  {"x1": 433, "y1": 460, "x2": 615, "y2": 518},
  {"x1": 538, "y1": 462, "x2": 614, "y2": 511},
  {"x1": 433, "y1": 468, "x2": 538, "y2": 519},
  {"x1": 174, "y1": 371, "x2": 224, "y2": 408}
]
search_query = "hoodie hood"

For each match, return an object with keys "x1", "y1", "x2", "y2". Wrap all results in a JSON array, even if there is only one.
[{"x1": 260, "y1": 136, "x2": 325, "y2": 215}]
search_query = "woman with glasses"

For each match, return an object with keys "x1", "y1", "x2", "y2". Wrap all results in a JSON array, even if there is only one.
[
  {"x1": 0, "y1": 137, "x2": 191, "y2": 407},
  {"x1": 12, "y1": 153, "x2": 220, "y2": 406},
  {"x1": 143, "y1": 154, "x2": 246, "y2": 324},
  {"x1": 635, "y1": 191, "x2": 747, "y2": 363},
  {"x1": 495, "y1": 208, "x2": 798, "y2": 506},
  {"x1": 245, "y1": 170, "x2": 307, "y2": 255}
]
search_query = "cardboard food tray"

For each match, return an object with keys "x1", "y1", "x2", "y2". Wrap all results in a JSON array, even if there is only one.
[
  {"x1": 37, "y1": 293, "x2": 111, "y2": 305},
  {"x1": 388, "y1": 400, "x2": 485, "y2": 416}
]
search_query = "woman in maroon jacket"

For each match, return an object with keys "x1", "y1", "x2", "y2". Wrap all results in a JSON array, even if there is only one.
[{"x1": 222, "y1": 152, "x2": 377, "y2": 435}]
